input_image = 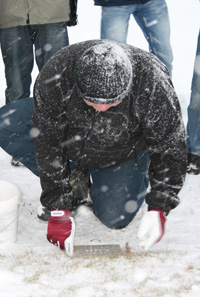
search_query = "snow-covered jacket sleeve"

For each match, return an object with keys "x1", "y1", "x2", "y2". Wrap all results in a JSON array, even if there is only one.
[
  {"x1": 33, "y1": 51, "x2": 74, "y2": 211},
  {"x1": 135, "y1": 55, "x2": 187, "y2": 212}
]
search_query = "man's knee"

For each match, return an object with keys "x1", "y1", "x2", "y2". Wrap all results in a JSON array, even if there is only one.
[{"x1": 93, "y1": 207, "x2": 136, "y2": 229}]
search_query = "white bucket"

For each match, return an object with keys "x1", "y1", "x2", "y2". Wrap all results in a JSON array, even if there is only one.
[{"x1": 0, "y1": 180, "x2": 20, "y2": 246}]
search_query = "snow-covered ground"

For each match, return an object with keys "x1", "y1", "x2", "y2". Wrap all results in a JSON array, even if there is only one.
[{"x1": 0, "y1": 1, "x2": 200, "y2": 296}]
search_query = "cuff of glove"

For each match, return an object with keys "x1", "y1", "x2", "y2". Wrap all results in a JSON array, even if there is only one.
[
  {"x1": 149, "y1": 208, "x2": 168, "y2": 216},
  {"x1": 50, "y1": 209, "x2": 71, "y2": 218},
  {"x1": 149, "y1": 209, "x2": 167, "y2": 243}
]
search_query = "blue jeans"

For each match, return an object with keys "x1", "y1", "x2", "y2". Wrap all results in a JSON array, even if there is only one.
[
  {"x1": 89, "y1": 152, "x2": 149, "y2": 229},
  {"x1": 187, "y1": 30, "x2": 200, "y2": 157},
  {"x1": 0, "y1": 23, "x2": 69, "y2": 103},
  {"x1": 101, "y1": 0, "x2": 173, "y2": 76},
  {"x1": 0, "y1": 97, "x2": 38, "y2": 175},
  {"x1": 0, "y1": 98, "x2": 149, "y2": 228}
]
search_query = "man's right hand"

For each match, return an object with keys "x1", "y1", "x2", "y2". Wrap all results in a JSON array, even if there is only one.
[
  {"x1": 47, "y1": 209, "x2": 75, "y2": 257},
  {"x1": 137, "y1": 209, "x2": 167, "y2": 250}
]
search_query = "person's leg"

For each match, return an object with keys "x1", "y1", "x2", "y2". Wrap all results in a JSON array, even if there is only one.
[
  {"x1": 33, "y1": 22, "x2": 69, "y2": 71},
  {"x1": 187, "y1": 31, "x2": 200, "y2": 173},
  {"x1": 89, "y1": 151, "x2": 149, "y2": 229},
  {"x1": 101, "y1": 6, "x2": 131, "y2": 43},
  {"x1": 0, "y1": 97, "x2": 38, "y2": 175},
  {"x1": 0, "y1": 27, "x2": 34, "y2": 103},
  {"x1": 133, "y1": 0, "x2": 173, "y2": 76}
]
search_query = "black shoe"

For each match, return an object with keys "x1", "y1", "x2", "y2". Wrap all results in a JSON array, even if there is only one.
[
  {"x1": 187, "y1": 153, "x2": 200, "y2": 175},
  {"x1": 37, "y1": 205, "x2": 51, "y2": 221},
  {"x1": 11, "y1": 157, "x2": 24, "y2": 167}
]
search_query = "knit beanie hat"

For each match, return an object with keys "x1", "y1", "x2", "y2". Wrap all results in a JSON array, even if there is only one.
[{"x1": 75, "y1": 41, "x2": 133, "y2": 104}]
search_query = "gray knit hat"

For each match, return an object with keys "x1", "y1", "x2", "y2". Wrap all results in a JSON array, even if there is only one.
[{"x1": 75, "y1": 41, "x2": 133, "y2": 104}]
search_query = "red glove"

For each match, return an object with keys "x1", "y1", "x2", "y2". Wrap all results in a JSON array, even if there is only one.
[
  {"x1": 47, "y1": 210, "x2": 75, "y2": 257},
  {"x1": 137, "y1": 209, "x2": 167, "y2": 250}
]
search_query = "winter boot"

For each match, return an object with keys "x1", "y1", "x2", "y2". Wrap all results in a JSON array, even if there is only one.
[
  {"x1": 11, "y1": 157, "x2": 24, "y2": 167},
  {"x1": 37, "y1": 205, "x2": 51, "y2": 221},
  {"x1": 187, "y1": 153, "x2": 200, "y2": 175}
]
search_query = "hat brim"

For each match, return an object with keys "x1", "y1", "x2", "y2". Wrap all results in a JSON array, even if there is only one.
[{"x1": 82, "y1": 95, "x2": 124, "y2": 104}]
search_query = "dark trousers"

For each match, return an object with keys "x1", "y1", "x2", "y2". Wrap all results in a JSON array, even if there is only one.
[
  {"x1": 89, "y1": 152, "x2": 148, "y2": 228},
  {"x1": 0, "y1": 97, "x2": 38, "y2": 175},
  {"x1": 0, "y1": 23, "x2": 69, "y2": 103},
  {"x1": 187, "y1": 30, "x2": 200, "y2": 158}
]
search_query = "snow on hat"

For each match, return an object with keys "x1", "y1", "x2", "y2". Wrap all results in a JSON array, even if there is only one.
[{"x1": 75, "y1": 41, "x2": 133, "y2": 104}]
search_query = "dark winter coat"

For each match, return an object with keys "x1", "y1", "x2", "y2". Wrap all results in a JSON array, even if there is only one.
[
  {"x1": 94, "y1": 0, "x2": 150, "y2": 6},
  {"x1": 33, "y1": 39, "x2": 187, "y2": 212}
]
